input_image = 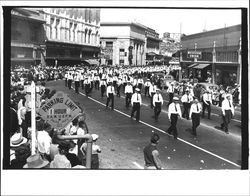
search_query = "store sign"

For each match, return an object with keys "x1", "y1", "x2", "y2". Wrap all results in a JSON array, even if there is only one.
[
  {"x1": 187, "y1": 51, "x2": 202, "y2": 59},
  {"x1": 38, "y1": 91, "x2": 81, "y2": 129}
]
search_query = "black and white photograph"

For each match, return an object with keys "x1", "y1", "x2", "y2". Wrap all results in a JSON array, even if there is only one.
[{"x1": 1, "y1": 1, "x2": 249, "y2": 195}]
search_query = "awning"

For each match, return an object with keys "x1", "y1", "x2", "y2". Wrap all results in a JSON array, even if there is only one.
[
  {"x1": 84, "y1": 59, "x2": 100, "y2": 65},
  {"x1": 188, "y1": 63, "x2": 198, "y2": 68},
  {"x1": 193, "y1": 64, "x2": 210, "y2": 69}
]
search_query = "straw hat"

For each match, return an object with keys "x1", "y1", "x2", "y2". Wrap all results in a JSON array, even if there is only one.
[
  {"x1": 173, "y1": 97, "x2": 179, "y2": 101},
  {"x1": 23, "y1": 154, "x2": 49, "y2": 168},
  {"x1": 10, "y1": 133, "x2": 28, "y2": 147}
]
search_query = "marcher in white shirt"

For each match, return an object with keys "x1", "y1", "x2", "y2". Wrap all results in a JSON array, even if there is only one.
[
  {"x1": 117, "y1": 77, "x2": 123, "y2": 97},
  {"x1": 181, "y1": 90, "x2": 193, "y2": 120},
  {"x1": 144, "y1": 79, "x2": 152, "y2": 97},
  {"x1": 220, "y1": 94, "x2": 235, "y2": 134},
  {"x1": 153, "y1": 89, "x2": 164, "y2": 122},
  {"x1": 149, "y1": 83, "x2": 157, "y2": 108},
  {"x1": 106, "y1": 82, "x2": 115, "y2": 110},
  {"x1": 202, "y1": 90, "x2": 212, "y2": 119},
  {"x1": 166, "y1": 97, "x2": 182, "y2": 139},
  {"x1": 189, "y1": 97, "x2": 202, "y2": 136},
  {"x1": 137, "y1": 78, "x2": 144, "y2": 91},
  {"x1": 74, "y1": 72, "x2": 80, "y2": 94},
  {"x1": 125, "y1": 82, "x2": 133, "y2": 108},
  {"x1": 131, "y1": 88, "x2": 142, "y2": 122},
  {"x1": 64, "y1": 72, "x2": 68, "y2": 87},
  {"x1": 99, "y1": 79, "x2": 107, "y2": 98},
  {"x1": 67, "y1": 72, "x2": 73, "y2": 89},
  {"x1": 167, "y1": 82, "x2": 175, "y2": 105}
]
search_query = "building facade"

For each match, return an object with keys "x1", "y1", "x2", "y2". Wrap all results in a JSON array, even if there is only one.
[
  {"x1": 39, "y1": 8, "x2": 101, "y2": 66},
  {"x1": 100, "y1": 22, "x2": 161, "y2": 66},
  {"x1": 180, "y1": 24, "x2": 241, "y2": 86},
  {"x1": 11, "y1": 8, "x2": 46, "y2": 67}
]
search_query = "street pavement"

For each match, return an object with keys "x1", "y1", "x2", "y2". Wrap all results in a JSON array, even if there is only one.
[{"x1": 45, "y1": 80, "x2": 242, "y2": 169}]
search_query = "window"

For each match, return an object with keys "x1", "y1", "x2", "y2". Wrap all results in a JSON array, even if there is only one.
[{"x1": 119, "y1": 59, "x2": 124, "y2": 64}]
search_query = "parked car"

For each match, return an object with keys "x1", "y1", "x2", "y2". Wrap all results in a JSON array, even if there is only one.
[{"x1": 194, "y1": 83, "x2": 220, "y2": 105}]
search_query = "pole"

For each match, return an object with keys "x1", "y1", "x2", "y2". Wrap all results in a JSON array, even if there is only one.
[{"x1": 31, "y1": 81, "x2": 36, "y2": 155}]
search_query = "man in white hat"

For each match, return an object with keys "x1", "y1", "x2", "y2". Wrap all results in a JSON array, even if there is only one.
[
  {"x1": 166, "y1": 97, "x2": 182, "y2": 139},
  {"x1": 74, "y1": 71, "x2": 81, "y2": 94},
  {"x1": 189, "y1": 97, "x2": 202, "y2": 137},
  {"x1": 149, "y1": 82, "x2": 157, "y2": 109},
  {"x1": 202, "y1": 90, "x2": 212, "y2": 119},
  {"x1": 153, "y1": 89, "x2": 164, "y2": 122},
  {"x1": 131, "y1": 88, "x2": 142, "y2": 122},
  {"x1": 67, "y1": 72, "x2": 73, "y2": 89},
  {"x1": 220, "y1": 94, "x2": 235, "y2": 134},
  {"x1": 167, "y1": 82, "x2": 175, "y2": 105},
  {"x1": 99, "y1": 78, "x2": 107, "y2": 98},
  {"x1": 106, "y1": 82, "x2": 115, "y2": 110},
  {"x1": 144, "y1": 78, "x2": 152, "y2": 97},
  {"x1": 181, "y1": 89, "x2": 193, "y2": 120},
  {"x1": 125, "y1": 81, "x2": 133, "y2": 108}
]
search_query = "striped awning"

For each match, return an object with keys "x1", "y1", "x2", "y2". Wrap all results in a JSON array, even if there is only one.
[
  {"x1": 84, "y1": 59, "x2": 100, "y2": 65},
  {"x1": 188, "y1": 63, "x2": 198, "y2": 68},
  {"x1": 193, "y1": 64, "x2": 210, "y2": 69}
]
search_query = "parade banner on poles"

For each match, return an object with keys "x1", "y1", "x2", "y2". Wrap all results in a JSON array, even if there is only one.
[{"x1": 38, "y1": 91, "x2": 81, "y2": 129}]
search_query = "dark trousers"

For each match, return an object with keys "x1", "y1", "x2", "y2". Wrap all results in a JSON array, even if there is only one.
[
  {"x1": 101, "y1": 85, "x2": 106, "y2": 97},
  {"x1": 221, "y1": 110, "x2": 232, "y2": 133},
  {"x1": 191, "y1": 113, "x2": 200, "y2": 136},
  {"x1": 81, "y1": 80, "x2": 84, "y2": 89},
  {"x1": 123, "y1": 83, "x2": 127, "y2": 93},
  {"x1": 138, "y1": 83, "x2": 142, "y2": 91},
  {"x1": 68, "y1": 79, "x2": 72, "y2": 89},
  {"x1": 117, "y1": 85, "x2": 121, "y2": 97},
  {"x1": 106, "y1": 93, "x2": 114, "y2": 109},
  {"x1": 95, "y1": 81, "x2": 100, "y2": 90},
  {"x1": 65, "y1": 79, "x2": 67, "y2": 87},
  {"x1": 182, "y1": 102, "x2": 191, "y2": 119},
  {"x1": 144, "y1": 86, "x2": 149, "y2": 96},
  {"x1": 168, "y1": 93, "x2": 174, "y2": 105},
  {"x1": 154, "y1": 102, "x2": 161, "y2": 120},
  {"x1": 167, "y1": 114, "x2": 178, "y2": 139},
  {"x1": 126, "y1": 93, "x2": 132, "y2": 108},
  {"x1": 150, "y1": 93, "x2": 155, "y2": 108},
  {"x1": 75, "y1": 81, "x2": 79, "y2": 93},
  {"x1": 202, "y1": 101, "x2": 211, "y2": 119},
  {"x1": 85, "y1": 84, "x2": 90, "y2": 96},
  {"x1": 131, "y1": 102, "x2": 140, "y2": 121}
]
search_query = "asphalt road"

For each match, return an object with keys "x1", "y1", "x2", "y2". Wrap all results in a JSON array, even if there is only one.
[{"x1": 45, "y1": 80, "x2": 242, "y2": 169}]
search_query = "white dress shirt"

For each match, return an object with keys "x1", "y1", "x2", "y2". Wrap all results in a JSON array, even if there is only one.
[
  {"x1": 167, "y1": 85, "x2": 174, "y2": 93},
  {"x1": 222, "y1": 99, "x2": 234, "y2": 115},
  {"x1": 99, "y1": 80, "x2": 107, "y2": 87},
  {"x1": 144, "y1": 81, "x2": 152, "y2": 87},
  {"x1": 149, "y1": 85, "x2": 157, "y2": 96},
  {"x1": 168, "y1": 102, "x2": 182, "y2": 119},
  {"x1": 153, "y1": 93, "x2": 164, "y2": 106},
  {"x1": 202, "y1": 93, "x2": 212, "y2": 104},
  {"x1": 181, "y1": 94, "x2": 193, "y2": 103},
  {"x1": 106, "y1": 85, "x2": 115, "y2": 96},
  {"x1": 125, "y1": 85, "x2": 133, "y2": 93},
  {"x1": 189, "y1": 102, "x2": 202, "y2": 118},
  {"x1": 131, "y1": 92, "x2": 142, "y2": 105}
]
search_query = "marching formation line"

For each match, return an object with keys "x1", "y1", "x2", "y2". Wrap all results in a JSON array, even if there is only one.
[{"x1": 73, "y1": 88, "x2": 241, "y2": 168}]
